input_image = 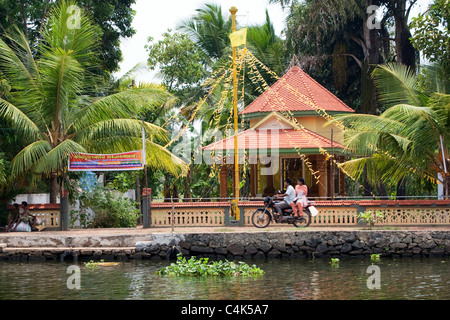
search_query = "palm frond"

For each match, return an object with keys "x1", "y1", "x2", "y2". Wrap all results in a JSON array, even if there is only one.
[
  {"x1": 75, "y1": 119, "x2": 169, "y2": 149},
  {"x1": 33, "y1": 139, "x2": 86, "y2": 175},
  {"x1": 0, "y1": 98, "x2": 42, "y2": 141},
  {"x1": 40, "y1": 0, "x2": 101, "y2": 68},
  {"x1": 10, "y1": 140, "x2": 52, "y2": 178},
  {"x1": 372, "y1": 63, "x2": 426, "y2": 109},
  {"x1": 72, "y1": 87, "x2": 173, "y2": 130},
  {"x1": 145, "y1": 141, "x2": 188, "y2": 177},
  {"x1": 338, "y1": 157, "x2": 368, "y2": 181},
  {"x1": 39, "y1": 49, "x2": 84, "y2": 130}
]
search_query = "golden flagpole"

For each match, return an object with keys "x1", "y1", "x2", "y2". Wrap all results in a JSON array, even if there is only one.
[{"x1": 229, "y1": 6, "x2": 239, "y2": 220}]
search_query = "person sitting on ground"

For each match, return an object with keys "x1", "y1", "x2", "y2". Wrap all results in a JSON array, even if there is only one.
[
  {"x1": 7, "y1": 203, "x2": 21, "y2": 231},
  {"x1": 19, "y1": 201, "x2": 39, "y2": 231},
  {"x1": 275, "y1": 179, "x2": 297, "y2": 220},
  {"x1": 294, "y1": 177, "x2": 309, "y2": 219}
]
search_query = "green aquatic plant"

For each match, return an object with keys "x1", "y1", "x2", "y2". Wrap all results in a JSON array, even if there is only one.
[
  {"x1": 370, "y1": 254, "x2": 382, "y2": 262},
  {"x1": 84, "y1": 259, "x2": 103, "y2": 269},
  {"x1": 156, "y1": 255, "x2": 264, "y2": 277},
  {"x1": 330, "y1": 258, "x2": 340, "y2": 268}
]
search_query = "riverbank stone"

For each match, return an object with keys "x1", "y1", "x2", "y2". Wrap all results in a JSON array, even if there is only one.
[{"x1": 1, "y1": 229, "x2": 449, "y2": 261}]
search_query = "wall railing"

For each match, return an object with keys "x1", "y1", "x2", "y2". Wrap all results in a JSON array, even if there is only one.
[{"x1": 150, "y1": 200, "x2": 450, "y2": 228}]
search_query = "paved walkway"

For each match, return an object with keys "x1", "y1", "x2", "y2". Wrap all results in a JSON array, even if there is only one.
[{"x1": 2, "y1": 225, "x2": 450, "y2": 239}]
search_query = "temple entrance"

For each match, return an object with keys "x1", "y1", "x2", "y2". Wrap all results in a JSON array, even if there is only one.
[{"x1": 282, "y1": 157, "x2": 312, "y2": 191}]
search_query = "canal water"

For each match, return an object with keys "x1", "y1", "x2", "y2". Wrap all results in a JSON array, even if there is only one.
[{"x1": 0, "y1": 257, "x2": 448, "y2": 300}]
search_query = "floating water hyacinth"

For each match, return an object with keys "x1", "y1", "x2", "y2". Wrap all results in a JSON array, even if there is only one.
[{"x1": 156, "y1": 255, "x2": 264, "y2": 277}]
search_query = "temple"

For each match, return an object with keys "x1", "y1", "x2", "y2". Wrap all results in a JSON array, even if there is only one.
[{"x1": 203, "y1": 66, "x2": 355, "y2": 200}]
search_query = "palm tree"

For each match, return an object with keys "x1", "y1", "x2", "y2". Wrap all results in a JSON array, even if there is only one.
[
  {"x1": 246, "y1": 9, "x2": 285, "y2": 79},
  {"x1": 178, "y1": 3, "x2": 232, "y2": 63},
  {"x1": 330, "y1": 63, "x2": 450, "y2": 198},
  {"x1": 0, "y1": 1, "x2": 186, "y2": 203}
]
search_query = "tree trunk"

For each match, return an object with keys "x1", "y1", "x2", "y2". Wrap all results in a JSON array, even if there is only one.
[
  {"x1": 363, "y1": 166, "x2": 373, "y2": 197},
  {"x1": 183, "y1": 166, "x2": 192, "y2": 202},
  {"x1": 360, "y1": 10, "x2": 383, "y2": 114},
  {"x1": 377, "y1": 182, "x2": 388, "y2": 199},
  {"x1": 396, "y1": 177, "x2": 407, "y2": 200},
  {"x1": 49, "y1": 172, "x2": 58, "y2": 204},
  {"x1": 136, "y1": 174, "x2": 141, "y2": 224},
  {"x1": 361, "y1": 60, "x2": 378, "y2": 114},
  {"x1": 163, "y1": 175, "x2": 179, "y2": 202},
  {"x1": 392, "y1": 0, "x2": 417, "y2": 69}
]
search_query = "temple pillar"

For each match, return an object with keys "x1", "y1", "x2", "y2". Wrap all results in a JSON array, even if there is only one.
[
  {"x1": 339, "y1": 156, "x2": 347, "y2": 196},
  {"x1": 317, "y1": 154, "x2": 328, "y2": 199},
  {"x1": 263, "y1": 162, "x2": 275, "y2": 196},
  {"x1": 250, "y1": 163, "x2": 256, "y2": 198}
]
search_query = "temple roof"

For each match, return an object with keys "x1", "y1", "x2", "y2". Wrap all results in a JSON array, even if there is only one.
[
  {"x1": 202, "y1": 128, "x2": 345, "y2": 152},
  {"x1": 240, "y1": 66, "x2": 354, "y2": 115}
]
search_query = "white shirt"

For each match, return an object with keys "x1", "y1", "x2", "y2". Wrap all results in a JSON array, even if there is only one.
[{"x1": 284, "y1": 185, "x2": 296, "y2": 205}]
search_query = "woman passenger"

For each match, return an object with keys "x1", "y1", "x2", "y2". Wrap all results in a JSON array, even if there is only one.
[{"x1": 294, "y1": 178, "x2": 308, "y2": 218}]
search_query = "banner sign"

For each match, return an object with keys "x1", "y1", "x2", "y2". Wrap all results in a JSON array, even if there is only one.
[{"x1": 68, "y1": 150, "x2": 144, "y2": 172}]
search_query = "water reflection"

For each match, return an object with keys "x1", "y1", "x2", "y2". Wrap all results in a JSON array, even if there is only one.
[{"x1": 0, "y1": 258, "x2": 448, "y2": 300}]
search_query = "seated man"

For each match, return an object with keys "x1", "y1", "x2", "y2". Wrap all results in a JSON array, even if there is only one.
[
  {"x1": 7, "y1": 203, "x2": 21, "y2": 231},
  {"x1": 18, "y1": 201, "x2": 39, "y2": 231},
  {"x1": 275, "y1": 179, "x2": 296, "y2": 220}
]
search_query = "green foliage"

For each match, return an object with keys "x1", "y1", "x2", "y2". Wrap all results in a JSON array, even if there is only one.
[
  {"x1": 370, "y1": 254, "x2": 381, "y2": 262},
  {"x1": 332, "y1": 63, "x2": 450, "y2": 196},
  {"x1": 71, "y1": 184, "x2": 139, "y2": 228},
  {"x1": 109, "y1": 172, "x2": 136, "y2": 193},
  {"x1": 84, "y1": 259, "x2": 103, "y2": 269},
  {"x1": 146, "y1": 30, "x2": 206, "y2": 95},
  {"x1": 0, "y1": 1, "x2": 185, "y2": 201},
  {"x1": 156, "y1": 255, "x2": 265, "y2": 277},
  {"x1": 330, "y1": 258, "x2": 340, "y2": 268},
  {"x1": 0, "y1": 157, "x2": 6, "y2": 187},
  {"x1": 177, "y1": 3, "x2": 232, "y2": 61},
  {"x1": 0, "y1": 0, "x2": 137, "y2": 74},
  {"x1": 358, "y1": 210, "x2": 385, "y2": 227},
  {"x1": 410, "y1": 0, "x2": 450, "y2": 73}
]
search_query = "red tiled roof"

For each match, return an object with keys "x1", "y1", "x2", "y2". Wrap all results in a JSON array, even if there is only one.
[
  {"x1": 202, "y1": 128, "x2": 345, "y2": 151},
  {"x1": 241, "y1": 66, "x2": 354, "y2": 115}
]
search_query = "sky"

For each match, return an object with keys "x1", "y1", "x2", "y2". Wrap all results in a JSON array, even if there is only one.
[
  {"x1": 114, "y1": 0, "x2": 286, "y2": 82},
  {"x1": 114, "y1": 0, "x2": 433, "y2": 83}
]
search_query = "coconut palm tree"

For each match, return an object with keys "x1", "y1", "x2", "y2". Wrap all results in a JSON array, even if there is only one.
[
  {"x1": 0, "y1": 1, "x2": 186, "y2": 203},
  {"x1": 178, "y1": 3, "x2": 232, "y2": 63},
  {"x1": 330, "y1": 63, "x2": 450, "y2": 198}
]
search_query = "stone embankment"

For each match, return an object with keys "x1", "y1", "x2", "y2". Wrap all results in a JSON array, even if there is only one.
[
  {"x1": 136, "y1": 230, "x2": 450, "y2": 260},
  {"x1": 1, "y1": 229, "x2": 449, "y2": 262}
]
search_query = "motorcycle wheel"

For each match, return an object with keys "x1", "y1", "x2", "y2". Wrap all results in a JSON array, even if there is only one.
[
  {"x1": 293, "y1": 211, "x2": 311, "y2": 228},
  {"x1": 251, "y1": 209, "x2": 271, "y2": 228}
]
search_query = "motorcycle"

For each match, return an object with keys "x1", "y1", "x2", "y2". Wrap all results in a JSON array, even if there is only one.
[{"x1": 251, "y1": 195, "x2": 312, "y2": 228}]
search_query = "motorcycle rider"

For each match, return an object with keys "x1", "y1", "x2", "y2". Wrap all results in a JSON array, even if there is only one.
[{"x1": 275, "y1": 179, "x2": 296, "y2": 220}]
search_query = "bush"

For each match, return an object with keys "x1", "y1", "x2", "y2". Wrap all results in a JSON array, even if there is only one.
[
  {"x1": 71, "y1": 185, "x2": 139, "y2": 228},
  {"x1": 156, "y1": 255, "x2": 265, "y2": 277},
  {"x1": 357, "y1": 210, "x2": 385, "y2": 227}
]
